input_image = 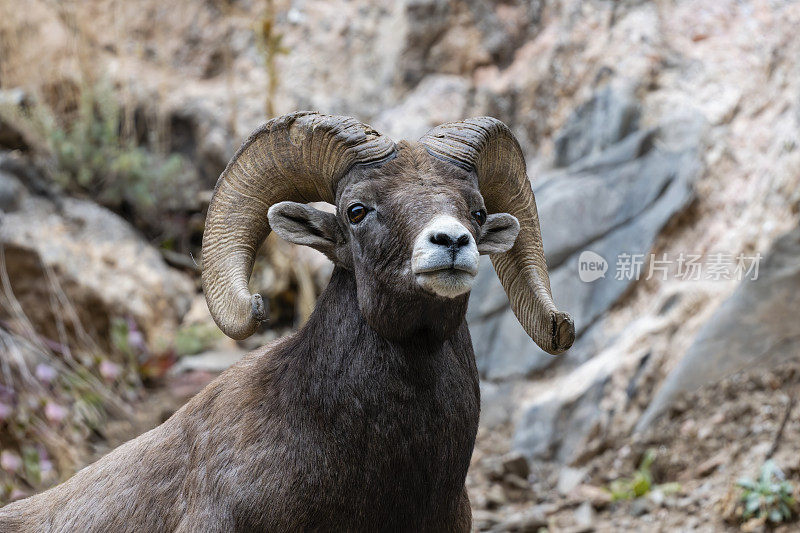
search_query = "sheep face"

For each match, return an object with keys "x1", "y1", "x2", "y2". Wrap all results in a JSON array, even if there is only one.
[
  {"x1": 269, "y1": 142, "x2": 519, "y2": 338},
  {"x1": 205, "y1": 112, "x2": 574, "y2": 352}
]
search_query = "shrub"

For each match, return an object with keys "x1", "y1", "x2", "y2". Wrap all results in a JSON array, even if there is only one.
[
  {"x1": 0, "y1": 81, "x2": 198, "y2": 246},
  {"x1": 736, "y1": 460, "x2": 796, "y2": 524}
]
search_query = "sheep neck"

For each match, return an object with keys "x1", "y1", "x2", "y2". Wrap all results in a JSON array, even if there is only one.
[
  {"x1": 261, "y1": 266, "x2": 479, "y2": 520},
  {"x1": 302, "y1": 266, "x2": 471, "y2": 354}
]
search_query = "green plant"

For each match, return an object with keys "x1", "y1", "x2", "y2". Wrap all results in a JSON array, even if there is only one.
[
  {"x1": 608, "y1": 448, "x2": 680, "y2": 501},
  {"x1": 49, "y1": 83, "x2": 194, "y2": 210},
  {"x1": 0, "y1": 81, "x2": 198, "y2": 245},
  {"x1": 174, "y1": 323, "x2": 223, "y2": 357},
  {"x1": 737, "y1": 460, "x2": 796, "y2": 524}
]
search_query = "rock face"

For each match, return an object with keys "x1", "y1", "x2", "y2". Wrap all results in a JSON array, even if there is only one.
[
  {"x1": 0, "y1": 167, "x2": 194, "y2": 349},
  {"x1": 468, "y1": 87, "x2": 705, "y2": 380},
  {"x1": 511, "y1": 346, "x2": 649, "y2": 464},
  {"x1": 636, "y1": 225, "x2": 800, "y2": 431},
  {"x1": 373, "y1": 74, "x2": 471, "y2": 141},
  {"x1": 553, "y1": 86, "x2": 641, "y2": 169}
]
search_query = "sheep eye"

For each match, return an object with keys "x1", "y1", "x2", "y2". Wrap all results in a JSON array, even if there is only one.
[
  {"x1": 347, "y1": 204, "x2": 367, "y2": 224},
  {"x1": 472, "y1": 209, "x2": 487, "y2": 226}
]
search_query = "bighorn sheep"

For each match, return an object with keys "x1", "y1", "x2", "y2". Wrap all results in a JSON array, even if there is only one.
[{"x1": 0, "y1": 112, "x2": 573, "y2": 531}]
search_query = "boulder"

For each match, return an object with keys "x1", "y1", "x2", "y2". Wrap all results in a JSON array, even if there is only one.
[
  {"x1": 0, "y1": 171, "x2": 194, "y2": 350},
  {"x1": 636, "y1": 225, "x2": 800, "y2": 431}
]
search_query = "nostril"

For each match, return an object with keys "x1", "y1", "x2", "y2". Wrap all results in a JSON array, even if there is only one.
[
  {"x1": 430, "y1": 232, "x2": 454, "y2": 247},
  {"x1": 430, "y1": 232, "x2": 471, "y2": 250}
]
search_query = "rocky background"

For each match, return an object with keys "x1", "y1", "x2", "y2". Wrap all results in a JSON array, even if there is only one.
[{"x1": 1, "y1": 0, "x2": 800, "y2": 530}]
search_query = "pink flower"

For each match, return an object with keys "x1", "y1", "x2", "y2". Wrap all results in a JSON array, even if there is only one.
[
  {"x1": 8, "y1": 488, "x2": 28, "y2": 501},
  {"x1": 35, "y1": 364, "x2": 58, "y2": 384},
  {"x1": 0, "y1": 402, "x2": 12, "y2": 420},
  {"x1": 37, "y1": 446, "x2": 53, "y2": 475},
  {"x1": 44, "y1": 402, "x2": 68, "y2": 423},
  {"x1": 99, "y1": 360, "x2": 122, "y2": 381},
  {"x1": 127, "y1": 318, "x2": 147, "y2": 352},
  {"x1": 0, "y1": 450, "x2": 22, "y2": 473},
  {"x1": 40, "y1": 459, "x2": 54, "y2": 474}
]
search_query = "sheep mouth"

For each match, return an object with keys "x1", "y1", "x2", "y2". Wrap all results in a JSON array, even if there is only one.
[
  {"x1": 413, "y1": 267, "x2": 476, "y2": 298},
  {"x1": 413, "y1": 263, "x2": 478, "y2": 276}
]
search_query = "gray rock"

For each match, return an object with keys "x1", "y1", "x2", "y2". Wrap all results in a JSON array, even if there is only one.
[
  {"x1": 501, "y1": 451, "x2": 531, "y2": 479},
  {"x1": 0, "y1": 89, "x2": 28, "y2": 151},
  {"x1": 636, "y1": 225, "x2": 800, "y2": 431},
  {"x1": 395, "y1": 0, "x2": 452, "y2": 87},
  {"x1": 479, "y1": 380, "x2": 516, "y2": 429},
  {"x1": 0, "y1": 151, "x2": 54, "y2": 198},
  {"x1": 537, "y1": 129, "x2": 663, "y2": 268},
  {"x1": 512, "y1": 347, "x2": 649, "y2": 463},
  {"x1": 562, "y1": 320, "x2": 615, "y2": 368},
  {"x1": 469, "y1": 281, "x2": 615, "y2": 379},
  {"x1": 472, "y1": 509, "x2": 501, "y2": 530},
  {"x1": 490, "y1": 507, "x2": 548, "y2": 532},
  {"x1": 471, "y1": 305, "x2": 559, "y2": 380},
  {"x1": 513, "y1": 375, "x2": 608, "y2": 462},
  {"x1": 0, "y1": 190, "x2": 195, "y2": 349},
  {"x1": 486, "y1": 483, "x2": 508, "y2": 507},
  {"x1": 648, "y1": 488, "x2": 666, "y2": 507},
  {"x1": 372, "y1": 74, "x2": 471, "y2": 141},
  {"x1": 467, "y1": 256, "x2": 508, "y2": 322},
  {"x1": 462, "y1": 0, "x2": 544, "y2": 67},
  {"x1": 547, "y1": 142, "x2": 701, "y2": 336},
  {"x1": 171, "y1": 350, "x2": 246, "y2": 374},
  {"x1": 553, "y1": 85, "x2": 640, "y2": 168},
  {"x1": 395, "y1": 0, "x2": 543, "y2": 90},
  {"x1": 0, "y1": 171, "x2": 24, "y2": 212},
  {"x1": 630, "y1": 497, "x2": 654, "y2": 517},
  {"x1": 573, "y1": 501, "x2": 596, "y2": 528},
  {"x1": 557, "y1": 466, "x2": 588, "y2": 495},
  {"x1": 467, "y1": 89, "x2": 704, "y2": 381}
]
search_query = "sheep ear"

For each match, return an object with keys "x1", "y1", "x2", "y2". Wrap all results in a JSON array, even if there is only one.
[
  {"x1": 267, "y1": 201, "x2": 343, "y2": 259},
  {"x1": 477, "y1": 213, "x2": 520, "y2": 255}
]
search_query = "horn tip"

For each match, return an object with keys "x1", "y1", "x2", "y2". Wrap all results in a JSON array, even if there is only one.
[
  {"x1": 220, "y1": 293, "x2": 269, "y2": 340},
  {"x1": 251, "y1": 293, "x2": 268, "y2": 323},
  {"x1": 551, "y1": 311, "x2": 575, "y2": 354}
]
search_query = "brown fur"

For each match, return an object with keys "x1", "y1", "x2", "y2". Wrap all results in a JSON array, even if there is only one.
[{"x1": 0, "y1": 145, "x2": 503, "y2": 531}]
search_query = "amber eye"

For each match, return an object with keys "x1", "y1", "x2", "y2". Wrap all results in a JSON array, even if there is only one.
[
  {"x1": 347, "y1": 203, "x2": 367, "y2": 224},
  {"x1": 472, "y1": 209, "x2": 487, "y2": 226}
]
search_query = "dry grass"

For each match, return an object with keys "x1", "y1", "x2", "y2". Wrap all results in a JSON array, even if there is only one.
[{"x1": 0, "y1": 246, "x2": 139, "y2": 504}]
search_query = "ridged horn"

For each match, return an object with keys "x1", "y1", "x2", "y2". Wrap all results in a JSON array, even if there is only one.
[
  {"x1": 420, "y1": 117, "x2": 574, "y2": 354},
  {"x1": 202, "y1": 111, "x2": 395, "y2": 339}
]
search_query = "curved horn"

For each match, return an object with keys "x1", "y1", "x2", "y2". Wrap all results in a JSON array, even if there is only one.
[
  {"x1": 420, "y1": 117, "x2": 574, "y2": 354},
  {"x1": 202, "y1": 112, "x2": 395, "y2": 339}
]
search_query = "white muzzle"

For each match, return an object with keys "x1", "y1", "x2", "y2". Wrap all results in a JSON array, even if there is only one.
[{"x1": 411, "y1": 215, "x2": 479, "y2": 298}]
